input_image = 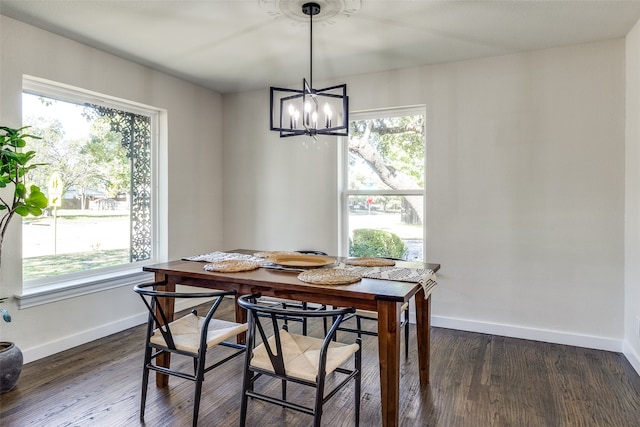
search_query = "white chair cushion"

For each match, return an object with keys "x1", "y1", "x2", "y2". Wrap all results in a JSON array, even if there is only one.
[
  {"x1": 150, "y1": 313, "x2": 248, "y2": 354},
  {"x1": 250, "y1": 330, "x2": 359, "y2": 382}
]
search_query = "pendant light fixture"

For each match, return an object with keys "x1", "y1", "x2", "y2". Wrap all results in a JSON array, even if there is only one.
[{"x1": 269, "y1": 2, "x2": 349, "y2": 138}]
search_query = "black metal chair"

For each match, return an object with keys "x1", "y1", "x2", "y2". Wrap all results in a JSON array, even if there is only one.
[
  {"x1": 133, "y1": 282, "x2": 247, "y2": 427},
  {"x1": 237, "y1": 293, "x2": 361, "y2": 427},
  {"x1": 296, "y1": 250, "x2": 329, "y2": 255},
  {"x1": 259, "y1": 250, "x2": 329, "y2": 335},
  {"x1": 337, "y1": 301, "x2": 411, "y2": 358},
  {"x1": 335, "y1": 257, "x2": 410, "y2": 358}
]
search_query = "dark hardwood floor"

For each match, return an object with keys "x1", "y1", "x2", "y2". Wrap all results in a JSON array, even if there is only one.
[{"x1": 1, "y1": 298, "x2": 639, "y2": 426}]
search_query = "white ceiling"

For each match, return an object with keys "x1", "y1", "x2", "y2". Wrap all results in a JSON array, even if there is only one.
[{"x1": 2, "y1": 0, "x2": 640, "y2": 94}]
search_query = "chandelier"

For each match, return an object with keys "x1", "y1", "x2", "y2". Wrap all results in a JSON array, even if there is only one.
[{"x1": 269, "y1": 2, "x2": 349, "y2": 138}]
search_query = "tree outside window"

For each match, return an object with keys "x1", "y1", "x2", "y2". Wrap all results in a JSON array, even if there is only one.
[
  {"x1": 21, "y1": 88, "x2": 154, "y2": 283},
  {"x1": 343, "y1": 107, "x2": 426, "y2": 260}
]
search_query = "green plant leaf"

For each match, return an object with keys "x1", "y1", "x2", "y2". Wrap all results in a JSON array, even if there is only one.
[
  {"x1": 27, "y1": 206, "x2": 43, "y2": 216},
  {"x1": 15, "y1": 205, "x2": 29, "y2": 216},
  {"x1": 1, "y1": 125, "x2": 49, "y2": 232},
  {"x1": 16, "y1": 151, "x2": 36, "y2": 165},
  {"x1": 26, "y1": 185, "x2": 49, "y2": 208},
  {"x1": 15, "y1": 183, "x2": 26, "y2": 198}
]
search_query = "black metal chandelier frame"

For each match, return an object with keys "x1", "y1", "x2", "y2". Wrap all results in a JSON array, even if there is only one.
[{"x1": 269, "y1": 2, "x2": 349, "y2": 138}]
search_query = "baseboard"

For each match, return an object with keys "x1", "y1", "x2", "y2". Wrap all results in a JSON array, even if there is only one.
[
  {"x1": 623, "y1": 341, "x2": 640, "y2": 376},
  {"x1": 430, "y1": 315, "x2": 623, "y2": 353},
  {"x1": 22, "y1": 311, "x2": 148, "y2": 364},
  {"x1": 23, "y1": 303, "x2": 636, "y2": 369},
  {"x1": 21, "y1": 298, "x2": 211, "y2": 364}
]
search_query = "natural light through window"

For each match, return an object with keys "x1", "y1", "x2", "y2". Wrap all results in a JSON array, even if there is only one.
[
  {"x1": 342, "y1": 107, "x2": 426, "y2": 261},
  {"x1": 21, "y1": 81, "x2": 157, "y2": 286}
]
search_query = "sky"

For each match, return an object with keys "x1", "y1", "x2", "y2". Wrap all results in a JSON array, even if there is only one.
[{"x1": 22, "y1": 92, "x2": 91, "y2": 140}]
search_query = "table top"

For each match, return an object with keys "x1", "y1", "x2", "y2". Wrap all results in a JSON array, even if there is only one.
[{"x1": 143, "y1": 249, "x2": 440, "y2": 306}]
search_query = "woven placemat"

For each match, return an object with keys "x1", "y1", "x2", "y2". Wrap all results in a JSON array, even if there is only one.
[
  {"x1": 297, "y1": 268, "x2": 362, "y2": 285},
  {"x1": 204, "y1": 260, "x2": 261, "y2": 273},
  {"x1": 253, "y1": 251, "x2": 299, "y2": 258},
  {"x1": 345, "y1": 257, "x2": 396, "y2": 267}
]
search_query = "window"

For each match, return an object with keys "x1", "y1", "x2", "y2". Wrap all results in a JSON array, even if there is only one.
[
  {"x1": 340, "y1": 106, "x2": 426, "y2": 261},
  {"x1": 21, "y1": 77, "x2": 160, "y2": 288}
]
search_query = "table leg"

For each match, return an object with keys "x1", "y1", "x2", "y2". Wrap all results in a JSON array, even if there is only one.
[
  {"x1": 415, "y1": 291, "x2": 432, "y2": 385},
  {"x1": 377, "y1": 300, "x2": 401, "y2": 427},
  {"x1": 155, "y1": 274, "x2": 175, "y2": 387}
]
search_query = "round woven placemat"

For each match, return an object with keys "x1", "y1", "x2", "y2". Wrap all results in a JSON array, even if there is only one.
[
  {"x1": 253, "y1": 251, "x2": 299, "y2": 258},
  {"x1": 297, "y1": 268, "x2": 362, "y2": 285},
  {"x1": 345, "y1": 257, "x2": 396, "y2": 267},
  {"x1": 204, "y1": 260, "x2": 261, "y2": 272}
]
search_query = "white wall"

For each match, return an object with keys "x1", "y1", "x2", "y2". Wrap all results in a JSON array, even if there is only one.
[
  {"x1": 625, "y1": 21, "x2": 640, "y2": 373},
  {"x1": 221, "y1": 94, "x2": 340, "y2": 255},
  {"x1": 0, "y1": 16, "x2": 224, "y2": 362},
  {"x1": 223, "y1": 39, "x2": 627, "y2": 352},
  {"x1": 1, "y1": 14, "x2": 636, "y2": 373}
]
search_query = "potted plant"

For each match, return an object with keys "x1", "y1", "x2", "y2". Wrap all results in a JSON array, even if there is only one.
[
  {"x1": 0, "y1": 126, "x2": 48, "y2": 393},
  {"x1": 0, "y1": 298, "x2": 22, "y2": 393}
]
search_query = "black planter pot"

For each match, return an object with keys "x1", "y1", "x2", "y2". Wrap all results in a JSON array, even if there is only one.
[{"x1": 0, "y1": 342, "x2": 23, "y2": 393}]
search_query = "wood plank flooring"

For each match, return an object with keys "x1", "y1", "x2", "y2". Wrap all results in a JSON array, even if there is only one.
[{"x1": 1, "y1": 298, "x2": 639, "y2": 426}]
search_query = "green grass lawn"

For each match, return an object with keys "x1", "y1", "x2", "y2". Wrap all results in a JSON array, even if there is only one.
[
  {"x1": 23, "y1": 248, "x2": 130, "y2": 280},
  {"x1": 22, "y1": 210, "x2": 424, "y2": 279}
]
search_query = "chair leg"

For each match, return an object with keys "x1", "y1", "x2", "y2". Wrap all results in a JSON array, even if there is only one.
[
  {"x1": 240, "y1": 370, "x2": 253, "y2": 427},
  {"x1": 140, "y1": 345, "x2": 152, "y2": 419},
  {"x1": 332, "y1": 307, "x2": 338, "y2": 341},
  {"x1": 302, "y1": 302, "x2": 308, "y2": 335},
  {"x1": 355, "y1": 347, "x2": 362, "y2": 426},
  {"x1": 404, "y1": 309, "x2": 410, "y2": 359},
  {"x1": 140, "y1": 368, "x2": 149, "y2": 419},
  {"x1": 282, "y1": 302, "x2": 290, "y2": 329},
  {"x1": 192, "y1": 353, "x2": 207, "y2": 427},
  {"x1": 313, "y1": 376, "x2": 326, "y2": 427}
]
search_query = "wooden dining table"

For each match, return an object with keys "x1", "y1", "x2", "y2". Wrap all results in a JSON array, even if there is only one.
[{"x1": 143, "y1": 250, "x2": 440, "y2": 427}]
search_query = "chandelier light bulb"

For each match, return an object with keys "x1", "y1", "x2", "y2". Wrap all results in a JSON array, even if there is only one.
[
  {"x1": 288, "y1": 104, "x2": 296, "y2": 129},
  {"x1": 324, "y1": 103, "x2": 332, "y2": 128},
  {"x1": 304, "y1": 101, "x2": 312, "y2": 126}
]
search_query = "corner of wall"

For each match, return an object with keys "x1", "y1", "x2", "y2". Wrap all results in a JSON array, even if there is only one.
[
  {"x1": 623, "y1": 341, "x2": 640, "y2": 376},
  {"x1": 625, "y1": 18, "x2": 640, "y2": 374}
]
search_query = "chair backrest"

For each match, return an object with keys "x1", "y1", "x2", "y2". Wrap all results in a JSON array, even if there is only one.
[
  {"x1": 134, "y1": 281, "x2": 236, "y2": 351},
  {"x1": 237, "y1": 293, "x2": 355, "y2": 378},
  {"x1": 296, "y1": 250, "x2": 328, "y2": 256}
]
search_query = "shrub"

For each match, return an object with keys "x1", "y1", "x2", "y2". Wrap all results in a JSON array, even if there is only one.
[{"x1": 349, "y1": 228, "x2": 407, "y2": 259}]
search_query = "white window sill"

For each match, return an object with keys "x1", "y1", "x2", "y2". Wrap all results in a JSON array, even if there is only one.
[{"x1": 17, "y1": 269, "x2": 155, "y2": 309}]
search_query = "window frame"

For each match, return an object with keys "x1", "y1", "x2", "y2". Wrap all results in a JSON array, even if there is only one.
[
  {"x1": 18, "y1": 76, "x2": 166, "y2": 308},
  {"x1": 338, "y1": 105, "x2": 427, "y2": 258}
]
